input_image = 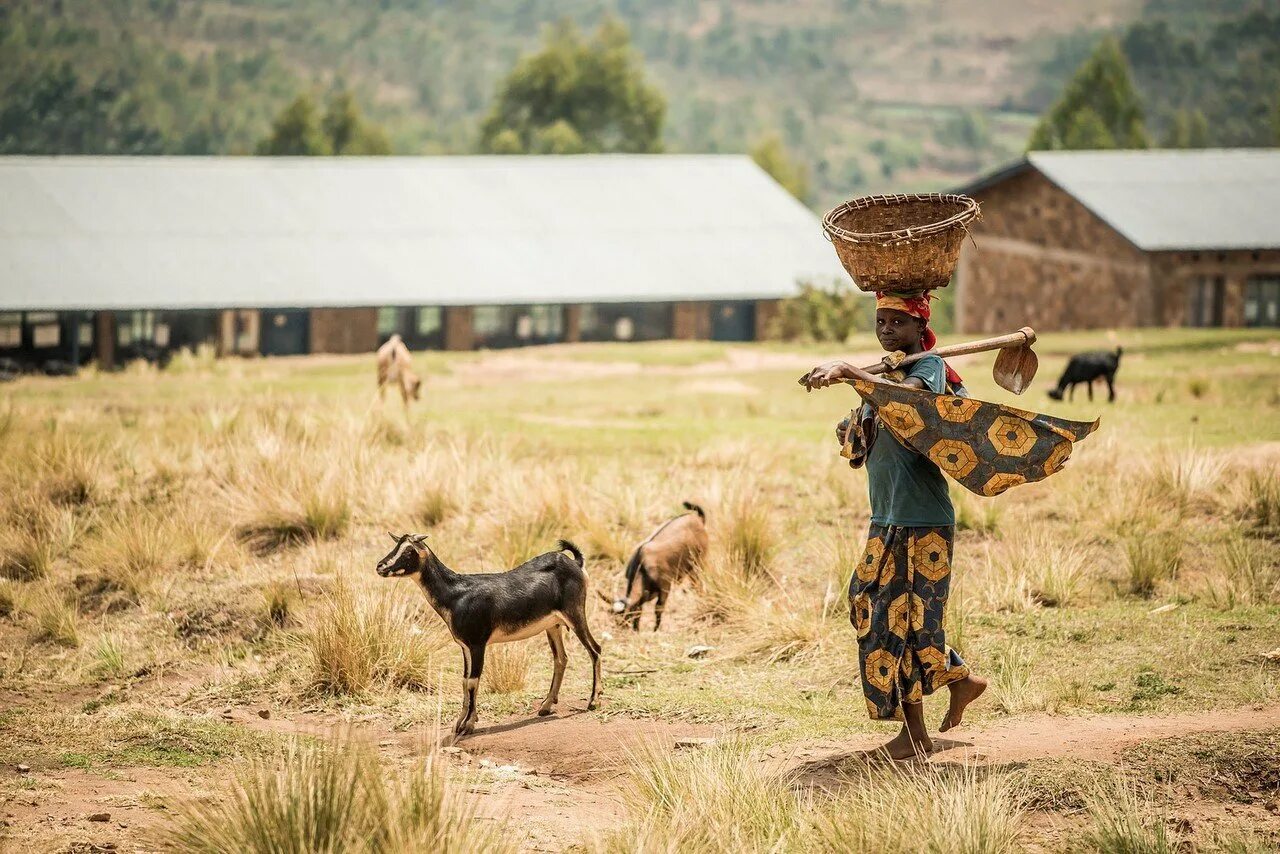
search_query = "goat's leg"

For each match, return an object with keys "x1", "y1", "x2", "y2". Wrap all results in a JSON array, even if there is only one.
[
  {"x1": 1106, "y1": 373, "x2": 1116, "y2": 403},
  {"x1": 1068, "y1": 383, "x2": 1075, "y2": 402},
  {"x1": 1087, "y1": 380, "x2": 1094, "y2": 402},
  {"x1": 567, "y1": 605, "x2": 603, "y2": 711},
  {"x1": 653, "y1": 587, "x2": 669, "y2": 632},
  {"x1": 456, "y1": 643, "x2": 485, "y2": 736},
  {"x1": 538, "y1": 626, "x2": 568, "y2": 716}
]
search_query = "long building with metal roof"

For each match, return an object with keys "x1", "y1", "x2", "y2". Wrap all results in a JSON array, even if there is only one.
[
  {"x1": 0, "y1": 155, "x2": 844, "y2": 368},
  {"x1": 951, "y1": 149, "x2": 1280, "y2": 333}
]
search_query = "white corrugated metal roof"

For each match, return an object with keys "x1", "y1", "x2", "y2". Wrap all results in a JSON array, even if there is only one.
[
  {"x1": 0, "y1": 155, "x2": 846, "y2": 311},
  {"x1": 1026, "y1": 149, "x2": 1280, "y2": 251}
]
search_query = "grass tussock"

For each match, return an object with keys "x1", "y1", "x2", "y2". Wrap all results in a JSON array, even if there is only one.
[
  {"x1": 1238, "y1": 469, "x2": 1280, "y2": 534},
  {"x1": 1081, "y1": 776, "x2": 1181, "y2": 854},
  {"x1": 1124, "y1": 531, "x2": 1183, "y2": 598},
  {"x1": 989, "y1": 648, "x2": 1052, "y2": 715},
  {"x1": 93, "y1": 633, "x2": 128, "y2": 678},
  {"x1": 225, "y1": 440, "x2": 358, "y2": 552},
  {"x1": 161, "y1": 738, "x2": 515, "y2": 854},
  {"x1": 28, "y1": 584, "x2": 80, "y2": 647},
  {"x1": 953, "y1": 487, "x2": 1002, "y2": 535},
  {"x1": 692, "y1": 552, "x2": 767, "y2": 623},
  {"x1": 306, "y1": 578, "x2": 449, "y2": 695},
  {"x1": 82, "y1": 512, "x2": 177, "y2": 600},
  {"x1": 0, "y1": 579, "x2": 19, "y2": 618},
  {"x1": 721, "y1": 491, "x2": 777, "y2": 578},
  {"x1": 38, "y1": 436, "x2": 107, "y2": 507},
  {"x1": 1200, "y1": 533, "x2": 1280, "y2": 609},
  {"x1": 986, "y1": 534, "x2": 1093, "y2": 609},
  {"x1": 600, "y1": 740, "x2": 1025, "y2": 854},
  {"x1": 483, "y1": 643, "x2": 530, "y2": 694},
  {"x1": 1145, "y1": 446, "x2": 1225, "y2": 514},
  {"x1": 262, "y1": 580, "x2": 296, "y2": 628}
]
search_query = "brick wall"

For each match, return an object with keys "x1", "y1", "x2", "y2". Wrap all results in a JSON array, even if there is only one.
[
  {"x1": 1150, "y1": 249, "x2": 1280, "y2": 327},
  {"x1": 309, "y1": 308, "x2": 377, "y2": 354},
  {"x1": 672, "y1": 302, "x2": 710, "y2": 339},
  {"x1": 956, "y1": 169, "x2": 1154, "y2": 333},
  {"x1": 443, "y1": 306, "x2": 474, "y2": 351}
]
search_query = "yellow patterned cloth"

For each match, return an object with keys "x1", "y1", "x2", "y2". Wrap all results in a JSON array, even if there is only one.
[
  {"x1": 852, "y1": 524, "x2": 967, "y2": 720},
  {"x1": 849, "y1": 378, "x2": 1100, "y2": 496}
]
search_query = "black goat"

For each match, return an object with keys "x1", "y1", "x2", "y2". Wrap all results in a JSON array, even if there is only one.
[
  {"x1": 376, "y1": 535, "x2": 602, "y2": 737},
  {"x1": 1047, "y1": 347, "x2": 1123, "y2": 402}
]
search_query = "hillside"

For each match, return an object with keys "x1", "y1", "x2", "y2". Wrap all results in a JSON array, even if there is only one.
[{"x1": 1, "y1": 0, "x2": 1273, "y2": 209}]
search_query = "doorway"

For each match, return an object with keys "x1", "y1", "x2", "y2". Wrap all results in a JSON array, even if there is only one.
[
  {"x1": 710, "y1": 301, "x2": 756, "y2": 342},
  {"x1": 259, "y1": 309, "x2": 310, "y2": 356}
]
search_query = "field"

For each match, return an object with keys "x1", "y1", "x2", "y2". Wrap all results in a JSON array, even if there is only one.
[{"x1": 1, "y1": 328, "x2": 1278, "y2": 852}]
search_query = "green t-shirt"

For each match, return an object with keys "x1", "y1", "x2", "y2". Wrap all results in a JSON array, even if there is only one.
[{"x1": 865, "y1": 353, "x2": 955, "y2": 527}]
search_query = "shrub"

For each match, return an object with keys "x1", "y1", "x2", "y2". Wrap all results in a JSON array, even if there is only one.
[
  {"x1": 769, "y1": 280, "x2": 871, "y2": 343},
  {"x1": 162, "y1": 738, "x2": 514, "y2": 853}
]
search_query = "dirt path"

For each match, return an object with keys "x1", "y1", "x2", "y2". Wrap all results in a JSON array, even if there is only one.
[{"x1": 6, "y1": 703, "x2": 1277, "y2": 853}]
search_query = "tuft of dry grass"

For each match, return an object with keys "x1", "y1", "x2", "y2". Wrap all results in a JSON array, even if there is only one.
[
  {"x1": 1081, "y1": 776, "x2": 1181, "y2": 854},
  {"x1": 1145, "y1": 446, "x2": 1225, "y2": 514},
  {"x1": 953, "y1": 487, "x2": 1002, "y2": 535},
  {"x1": 721, "y1": 491, "x2": 777, "y2": 578},
  {"x1": 306, "y1": 578, "x2": 449, "y2": 695},
  {"x1": 28, "y1": 584, "x2": 80, "y2": 647},
  {"x1": 1124, "y1": 531, "x2": 1183, "y2": 598},
  {"x1": 262, "y1": 580, "x2": 296, "y2": 628},
  {"x1": 38, "y1": 436, "x2": 107, "y2": 507},
  {"x1": 989, "y1": 648, "x2": 1052, "y2": 715},
  {"x1": 1200, "y1": 532, "x2": 1280, "y2": 609},
  {"x1": 484, "y1": 643, "x2": 531, "y2": 694},
  {"x1": 0, "y1": 579, "x2": 19, "y2": 618},
  {"x1": 1238, "y1": 469, "x2": 1280, "y2": 534},
  {"x1": 692, "y1": 552, "x2": 766, "y2": 623},
  {"x1": 161, "y1": 737, "x2": 514, "y2": 854},
  {"x1": 93, "y1": 633, "x2": 128, "y2": 678},
  {"x1": 82, "y1": 512, "x2": 176, "y2": 601}
]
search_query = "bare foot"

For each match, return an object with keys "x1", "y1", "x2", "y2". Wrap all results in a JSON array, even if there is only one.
[
  {"x1": 940, "y1": 675, "x2": 988, "y2": 732},
  {"x1": 873, "y1": 725, "x2": 933, "y2": 761}
]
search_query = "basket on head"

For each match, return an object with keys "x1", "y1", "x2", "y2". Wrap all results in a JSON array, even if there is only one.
[{"x1": 822, "y1": 193, "x2": 981, "y2": 293}]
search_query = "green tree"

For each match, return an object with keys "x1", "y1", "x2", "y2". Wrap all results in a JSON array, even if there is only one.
[
  {"x1": 258, "y1": 91, "x2": 392, "y2": 156},
  {"x1": 770, "y1": 280, "x2": 870, "y2": 343},
  {"x1": 750, "y1": 133, "x2": 809, "y2": 203},
  {"x1": 257, "y1": 94, "x2": 329, "y2": 155},
  {"x1": 1028, "y1": 36, "x2": 1149, "y2": 151},
  {"x1": 479, "y1": 18, "x2": 666, "y2": 155},
  {"x1": 321, "y1": 90, "x2": 392, "y2": 155},
  {"x1": 1163, "y1": 108, "x2": 1209, "y2": 148}
]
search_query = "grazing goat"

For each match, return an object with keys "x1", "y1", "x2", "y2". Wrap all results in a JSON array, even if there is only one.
[
  {"x1": 600, "y1": 502, "x2": 708, "y2": 631},
  {"x1": 1047, "y1": 347, "x2": 1123, "y2": 403},
  {"x1": 376, "y1": 535, "x2": 602, "y2": 737},
  {"x1": 375, "y1": 334, "x2": 422, "y2": 408}
]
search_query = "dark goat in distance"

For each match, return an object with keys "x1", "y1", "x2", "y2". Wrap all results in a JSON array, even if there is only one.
[
  {"x1": 376, "y1": 535, "x2": 602, "y2": 737},
  {"x1": 1047, "y1": 347, "x2": 1123, "y2": 403},
  {"x1": 600, "y1": 501, "x2": 708, "y2": 631}
]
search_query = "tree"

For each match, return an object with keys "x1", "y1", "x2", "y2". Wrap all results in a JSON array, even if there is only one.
[
  {"x1": 1028, "y1": 36, "x2": 1149, "y2": 151},
  {"x1": 750, "y1": 134, "x2": 809, "y2": 203},
  {"x1": 257, "y1": 94, "x2": 329, "y2": 155},
  {"x1": 321, "y1": 90, "x2": 391, "y2": 155},
  {"x1": 479, "y1": 17, "x2": 666, "y2": 155},
  {"x1": 770, "y1": 280, "x2": 870, "y2": 343},
  {"x1": 1163, "y1": 108, "x2": 1209, "y2": 149},
  {"x1": 257, "y1": 90, "x2": 392, "y2": 156}
]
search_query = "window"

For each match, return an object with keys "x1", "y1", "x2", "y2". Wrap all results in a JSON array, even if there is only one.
[
  {"x1": 1245, "y1": 276, "x2": 1280, "y2": 328},
  {"x1": 416, "y1": 307, "x2": 441, "y2": 337},
  {"x1": 1185, "y1": 277, "x2": 1224, "y2": 327},
  {"x1": 78, "y1": 317, "x2": 94, "y2": 349},
  {"x1": 0, "y1": 312, "x2": 21, "y2": 349},
  {"x1": 377, "y1": 307, "x2": 402, "y2": 336},
  {"x1": 579, "y1": 303, "x2": 673, "y2": 342},
  {"x1": 473, "y1": 305, "x2": 508, "y2": 338}
]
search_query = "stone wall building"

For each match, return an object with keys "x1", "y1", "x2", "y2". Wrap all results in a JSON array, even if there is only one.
[
  {"x1": 952, "y1": 150, "x2": 1280, "y2": 334},
  {"x1": 0, "y1": 155, "x2": 842, "y2": 369}
]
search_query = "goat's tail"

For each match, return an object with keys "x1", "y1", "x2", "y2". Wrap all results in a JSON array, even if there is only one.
[
  {"x1": 556, "y1": 539, "x2": 585, "y2": 567},
  {"x1": 623, "y1": 544, "x2": 644, "y2": 591},
  {"x1": 682, "y1": 500, "x2": 706, "y2": 521}
]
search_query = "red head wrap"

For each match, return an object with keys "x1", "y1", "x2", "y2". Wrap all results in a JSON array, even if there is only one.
[{"x1": 874, "y1": 291, "x2": 963, "y2": 387}]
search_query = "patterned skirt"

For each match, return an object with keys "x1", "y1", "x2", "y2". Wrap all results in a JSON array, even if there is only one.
[{"x1": 849, "y1": 523, "x2": 969, "y2": 721}]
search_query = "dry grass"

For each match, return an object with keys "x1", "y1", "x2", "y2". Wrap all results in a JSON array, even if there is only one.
[
  {"x1": 1081, "y1": 776, "x2": 1181, "y2": 854},
  {"x1": 1124, "y1": 531, "x2": 1184, "y2": 598},
  {"x1": 1238, "y1": 468, "x2": 1280, "y2": 534},
  {"x1": 721, "y1": 490, "x2": 777, "y2": 578},
  {"x1": 1200, "y1": 532, "x2": 1280, "y2": 609},
  {"x1": 262, "y1": 580, "x2": 296, "y2": 628},
  {"x1": 161, "y1": 737, "x2": 514, "y2": 853},
  {"x1": 306, "y1": 577, "x2": 450, "y2": 695},
  {"x1": 599, "y1": 739, "x2": 1025, "y2": 853},
  {"x1": 81, "y1": 511, "x2": 176, "y2": 601},
  {"x1": 28, "y1": 583, "x2": 80, "y2": 647},
  {"x1": 484, "y1": 643, "x2": 531, "y2": 694}
]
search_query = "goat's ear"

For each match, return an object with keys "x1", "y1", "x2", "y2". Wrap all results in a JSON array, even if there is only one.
[
  {"x1": 388, "y1": 532, "x2": 400, "y2": 543},
  {"x1": 411, "y1": 534, "x2": 428, "y2": 545}
]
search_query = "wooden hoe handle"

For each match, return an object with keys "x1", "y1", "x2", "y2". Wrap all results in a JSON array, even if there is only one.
[{"x1": 859, "y1": 327, "x2": 1036, "y2": 376}]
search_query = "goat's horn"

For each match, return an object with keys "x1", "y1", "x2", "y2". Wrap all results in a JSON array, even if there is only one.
[{"x1": 388, "y1": 532, "x2": 399, "y2": 542}]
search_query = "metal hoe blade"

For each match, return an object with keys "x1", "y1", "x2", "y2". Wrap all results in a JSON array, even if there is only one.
[{"x1": 993, "y1": 343, "x2": 1038, "y2": 395}]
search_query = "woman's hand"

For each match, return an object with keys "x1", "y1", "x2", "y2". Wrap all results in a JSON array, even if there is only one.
[
  {"x1": 799, "y1": 360, "x2": 855, "y2": 390},
  {"x1": 799, "y1": 361, "x2": 883, "y2": 391}
]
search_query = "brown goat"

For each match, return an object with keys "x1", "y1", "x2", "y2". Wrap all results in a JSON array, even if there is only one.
[
  {"x1": 376, "y1": 334, "x2": 422, "y2": 409},
  {"x1": 599, "y1": 502, "x2": 707, "y2": 631}
]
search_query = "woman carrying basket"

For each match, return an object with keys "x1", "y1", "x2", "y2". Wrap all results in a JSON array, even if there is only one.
[{"x1": 801, "y1": 291, "x2": 987, "y2": 760}]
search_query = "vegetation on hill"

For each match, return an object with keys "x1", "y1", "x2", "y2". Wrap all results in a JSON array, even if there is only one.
[
  {"x1": 1028, "y1": 37, "x2": 1149, "y2": 151},
  {"x1": 0, "y1": 0, "x2": 1274, "y2": 204}
]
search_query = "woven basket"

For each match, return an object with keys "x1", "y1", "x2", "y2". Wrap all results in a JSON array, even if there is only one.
[{"x1": 822, "y1": 193, "x2": 980, "y2": 293}]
